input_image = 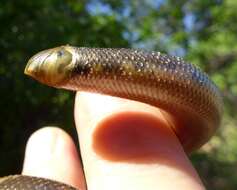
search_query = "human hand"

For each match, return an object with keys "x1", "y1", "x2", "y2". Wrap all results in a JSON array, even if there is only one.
[{"x1": 22, "y1": 92, "x2": 205, "y2": 190}]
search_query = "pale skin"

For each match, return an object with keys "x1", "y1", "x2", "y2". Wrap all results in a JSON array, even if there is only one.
[{"x1": 22, "y1": 92, "x2": 206, "y2": 190}]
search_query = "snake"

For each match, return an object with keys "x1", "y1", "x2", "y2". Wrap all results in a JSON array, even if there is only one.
[{"x1": 0, "y1": 45, "x2": 223, "y2": 189}]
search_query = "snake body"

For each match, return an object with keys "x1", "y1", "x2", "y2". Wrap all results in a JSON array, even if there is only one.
[
  {"x1": 0, "y1": 175, "x2": 77, "y2": 190},
  {"x1": 1, "y1": 45, "x2": 223, "y2": 189}
]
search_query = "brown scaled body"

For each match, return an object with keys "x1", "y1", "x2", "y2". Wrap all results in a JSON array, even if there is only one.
[{"x1": 25, "y1": 46, "x2": 222, "y2": 152}]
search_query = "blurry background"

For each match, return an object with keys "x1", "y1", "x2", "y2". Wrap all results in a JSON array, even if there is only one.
[{"x1": 0, "y1": 0, "x2": 237, "y2": 189}]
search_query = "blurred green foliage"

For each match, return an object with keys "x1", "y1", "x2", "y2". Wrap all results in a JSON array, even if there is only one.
[{"x1": 0, "y1": 0, "x2": 236, "y2": 189}]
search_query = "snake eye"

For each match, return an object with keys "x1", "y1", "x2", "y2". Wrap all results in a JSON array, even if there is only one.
[{"x1": 57, "y1": 50, "x2": 65, "y2": 57}]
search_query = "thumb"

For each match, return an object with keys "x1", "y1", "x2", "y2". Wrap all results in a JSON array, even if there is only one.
[{"x1": 74, "y1": 92, "x2": 205, "y2": 190}]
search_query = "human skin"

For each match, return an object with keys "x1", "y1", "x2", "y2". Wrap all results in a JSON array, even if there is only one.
[{"x1": 22, "y1": 92, "x2": 206, "y2": 190}]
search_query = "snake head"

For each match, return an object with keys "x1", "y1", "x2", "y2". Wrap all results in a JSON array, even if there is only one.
[{"x1": 24, "y1": 45, "x2": 74, "y2": 87}]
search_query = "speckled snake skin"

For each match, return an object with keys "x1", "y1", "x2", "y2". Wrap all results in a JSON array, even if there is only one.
[{"x1": 0, "y1": 175, "x2": 77, "y2": 189}]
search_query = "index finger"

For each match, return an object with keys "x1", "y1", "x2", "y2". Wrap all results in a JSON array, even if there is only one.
[{"x1": 74, "y1": 92, "x2": 205, "y2": 190}]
